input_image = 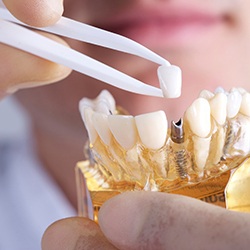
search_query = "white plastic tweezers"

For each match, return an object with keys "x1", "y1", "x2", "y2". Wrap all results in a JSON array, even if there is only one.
[{"x1": 0, "y1": 7, "x2": 176, "y2": 97}]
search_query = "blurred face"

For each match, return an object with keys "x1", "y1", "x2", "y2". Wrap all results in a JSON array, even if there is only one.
[{"x1": 17, "y1": 0, "x2": 250, "y2": 134}]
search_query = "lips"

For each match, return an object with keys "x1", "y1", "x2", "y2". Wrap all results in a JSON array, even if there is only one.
[{"x1": 96, "y1": 6, "x2": 226, "y2": 48}]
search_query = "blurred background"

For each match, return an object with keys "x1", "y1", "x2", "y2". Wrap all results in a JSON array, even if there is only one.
[{"x1": 0, "y1": 97, "x2": 29, "y2": 141}]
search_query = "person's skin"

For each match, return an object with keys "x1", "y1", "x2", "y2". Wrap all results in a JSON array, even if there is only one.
[{"x1": 2, "y1": 0, "x2": 250, "y2": 249}]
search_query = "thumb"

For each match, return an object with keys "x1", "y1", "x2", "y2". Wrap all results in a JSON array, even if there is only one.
[{"x1": 98, "y1": 192, "x2": 250, "y2": 250}]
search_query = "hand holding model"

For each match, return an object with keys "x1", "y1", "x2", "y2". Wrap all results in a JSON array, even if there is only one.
[{"x1": 42, "y1": 192, "x2": 250, "y2": 250}]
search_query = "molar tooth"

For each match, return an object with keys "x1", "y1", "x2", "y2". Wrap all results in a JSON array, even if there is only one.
[
  {"x1": 92, "y1": 112, "x2": 111, "y2": 145},
  {"x1": 135, "y1": 111, "x2": 168, "y2": 150},
  {"x1": 79, "y1": 99, "x2": 94, "y2": 123},
  {"x1": 95, "y1": 99, "x2": 112, "y2": 115},
  {"x1": 209, "y1": 92, "x2": 227, "y2": 125},
  {"x1": 214, "y1": 87, "x2": 226, "y2": 94},
  {"x1": 240, "y1": 92, "x2": 250, "y2": 117},
  {"x1": 227, "y1": 90, "x2": 242, "y2": 118},
  {"x1": 231, "y1": 87, "x2": 247, "y2": 95},
  {"x1": 96, "y1": 90, "x2": 116, "y2": 114},
  {"x1": 157, "y1": 65, "x2": 182, "y2": 98},
  {"x1": 199, "y1": 90, "x2": 214, "y2": 100},
  {"x1": 185, "y1": 98, "x2": 211, "y2": 137},
  {"x1": 79, "y1": 90, "x2": 116, "y2": 119},
  {"x1": 108, "y1": 115, "x2": 137, "y2": 150},
  {"x1": 83, "y1": 108, "x2": 97, "y2": 144}
]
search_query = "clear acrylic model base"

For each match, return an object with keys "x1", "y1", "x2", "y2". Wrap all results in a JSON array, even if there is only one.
[{"x1": 76, "y1": 118, "x2": 250, "y2": 222}]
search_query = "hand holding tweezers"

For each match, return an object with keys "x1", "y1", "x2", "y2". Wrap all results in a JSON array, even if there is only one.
[{"x1": 0, "y1": 7, "x2": 181, "y2": 97}]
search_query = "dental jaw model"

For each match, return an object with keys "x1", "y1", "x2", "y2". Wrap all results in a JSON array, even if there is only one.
[
  {"x1": 77, "y1": 87, "x2": 250, "y2": 221},
  {"x1": 1, "y1": 5, "x2": 248, "y2": 221}
]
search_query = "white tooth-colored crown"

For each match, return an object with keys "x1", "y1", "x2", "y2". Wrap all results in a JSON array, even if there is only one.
[{"x1": 157, "y1": 65, "x2": 182, "y2": 98}]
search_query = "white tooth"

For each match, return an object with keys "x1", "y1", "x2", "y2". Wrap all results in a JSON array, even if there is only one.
[
  {"x1": 209, "y1": 92, "x2": 227, "y2": 125},
  {"x1": 209, "y1": 126, "x2": 226, "y2": 165},
  {"x1": 199, "y1": 90, "x2": 214, "y2": 100},
  {"x1": 157, "y1": 65, "x2": 182, "y2": 98},
  {"x1": 95, "y1": 99, "x2": 112, "y2": 115},
  {"x1": 79, "y1": 90, "x2": 116, "y2": 118},
  {"x1": 227, "y1": 90, "x2": 242, "y2": 118},
  {"x1": 108, "y1": 115, "x2": 137, "y2": 150},
  {"x1": 83, "y1": 108, "x2": 97, "y2": 144},
  {"x1": 135, "y1": 111, "x2": 168, "y2": 150},
  {"x1": 193, "y1": 136, "x2": 211, "y2": 176},
  {"x1": 185, "y1": 98, "x2": 211, "y2": 137},
  {"x1": 234, "y1": 115, "x2": 250, "y2": 154},
  {"x1": 231, "y1": 87, "x2": 247, "y2": 95},
  {"x1": 79, "y1": 98, "x2": 94, "y2": 123},
  {"x1": 240, "y1": 92, "x2": 250, "y2": 116},
  {"x1": 92, "y1": 112, "x2": 112, "y2": 145},
  {"x1": 97, "y1": 90, "x2": 116, "y2": 114},
  {"x1": 214, "y1": 86, "x2": 226, "y2": 94}
]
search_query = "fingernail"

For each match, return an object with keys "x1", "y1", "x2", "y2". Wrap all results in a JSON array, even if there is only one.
[
  {"x1": 98, "y1": 192, "x2": 149, "y2": 247},
  {"x1": 42, "y1": 218, "x2": 116, "y2": 250},
  {"x1": 46, "y1": 0, "x2": 64, "y2": 16}
]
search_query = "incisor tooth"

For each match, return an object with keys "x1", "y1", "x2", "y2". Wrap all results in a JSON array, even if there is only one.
[
  {"x1": 157, "y1": 65, "x2": 182, "y2": 98},
  {"x1": 209, "y1": 92, "x2": 227, "y2": 125},
  {"x1": 240, "y1": 92, "x2": 250, "y2": 117},
  {"x1": 108, "y1": 115, "x2": 137, "y2": 150},
  {"x1": 185, "y1": 98, "x2": 211, "y2": 137},
  {"x1": 83, "y1": 108, "x2": 97, "y2": 144},
  {"x1": 135, "y1": 111, "x2": 168, "y2": 150},
  {"x1": 92, "y1": 112, "x2": 112, "y2": 145},
  {"x1": 227, "y1": 90, "x2": 242, "y2": 118}
]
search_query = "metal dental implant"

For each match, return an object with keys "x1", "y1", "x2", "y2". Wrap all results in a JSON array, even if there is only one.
[{"x1": 170, "y1": 118, "x2": 189, "y2": 179}]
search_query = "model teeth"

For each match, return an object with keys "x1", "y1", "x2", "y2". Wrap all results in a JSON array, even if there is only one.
[
  {"x1": 79, "y1": 89, "x2": 116, "y2": 116},
  {"x1": 227, "y1": 90, "x2": 242, "y2": 118},
  {"x1": 214, "y1": 86, "x2": 226, "y2": 94},
  {"x1": 199, "y1": 90, "x2": 214, "y2": 100},
  {"x1": 185, "y1": 97, "x2": 211, "y2": 138},
  {"x1": 92, "y1": 112, "x2": 112, "y2": 145},
  {"x1": 231, "y1": 87, "x2": 247, "y2": 95},
  {"x1": 240, "y1": 92, "x2": 250, "y2": 117},
  {"x1": 209, "y1": 92, "x2": 227, "y2": 125},
  {"x1": 80, "y1": 87, "x2": 250, "y2": 189},
  {"x1": 193, "y1": 136, "x2": 211, "y2": 174},
  {"x1": 157, "y1": 65, "x2": 182, "y2": 98},
  {"x1": 135, "y1": 111, "x2": 168, "y2": 150},
  {"x1": 108, "y1": 115, "x2": 138, "y2": 150},
  {"x1": 83, "y1": 108, "x2": 98, "y2": 144}
]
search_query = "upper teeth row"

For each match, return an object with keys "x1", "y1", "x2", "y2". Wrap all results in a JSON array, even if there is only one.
[{"x1": 79, "y1": 87, "x2": 250, "y2": 151}]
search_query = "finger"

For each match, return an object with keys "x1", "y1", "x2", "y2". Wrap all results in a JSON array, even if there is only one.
[
  {"x1": 3, "y1": 0, "x2": 64, "y2": 27},
  {"x1": 41, "y1": 217, "x2": 118, "y2": 250},
  {"x1": 99, "y1": 192, "x2": 250, "y2": 250},
  {"x1": 0, "y1": 31, "x2": 71, "y2": 96}
]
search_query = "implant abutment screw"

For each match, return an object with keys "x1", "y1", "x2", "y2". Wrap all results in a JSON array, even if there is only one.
[{"x1": 171, "y1": 118, "x2": 184, "y2": 143}]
